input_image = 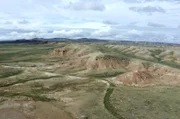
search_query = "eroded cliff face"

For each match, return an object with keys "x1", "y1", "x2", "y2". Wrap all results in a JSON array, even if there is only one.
[
  {"x1": 50, "y1": 44, "x2": 180, "y2": 86},
  {"x1": 50, "y1": 44, "x2": 129, "y2": 70},
  {"x1": 115, "y1": 62, "x2": 180, "y2": 86}
]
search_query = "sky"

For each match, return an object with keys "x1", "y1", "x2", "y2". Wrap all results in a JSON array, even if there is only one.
[{"x1": 0, "y1": 0, "x2": 180, "y2": 43}]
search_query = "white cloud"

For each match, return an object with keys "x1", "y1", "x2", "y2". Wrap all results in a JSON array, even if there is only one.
[
  {"x1": 18, "y1": 20, "x2": 30, "y2": 24},
  {"x1": 0, "y1": 0, "x2": 179, "y2": 43},
  {"x1": 129, "y1": 6, "x2": 166, "y2": 14},
  {"x1": 52, "y1": 29, "x2": 84, "y2": 37},
  {"x1": 65, "y1": 1, "x2": 106, "y2": 11},
  {"x1": 128, "y1": 29, "x2": 143, "y2": 36},
  {"x1": 147, "y1": 22, "x2": 166, "y2": 27}
]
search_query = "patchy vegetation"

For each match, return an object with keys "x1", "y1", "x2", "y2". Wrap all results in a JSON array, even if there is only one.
[
  {"x1": 0, "y1": 43, "x2": 180, "y2": 119},
  {"x1": 0, "y1": 66, "x2": 23, "y2": 78},
  {"x1": 111, "y1": 86, "x2": 180, "y2": 119}
]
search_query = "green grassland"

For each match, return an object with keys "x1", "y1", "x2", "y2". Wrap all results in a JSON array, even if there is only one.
[
  {"x1": 0, "y1": 43, "x2": 180, "y2": 119},
  {"x1": 110, "y1": 85, "x2": 180, "y2": 119}
]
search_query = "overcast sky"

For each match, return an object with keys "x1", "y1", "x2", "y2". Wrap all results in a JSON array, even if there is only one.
[{"x1": 0, "y1": 0, "x2": 180, "y2": 43}]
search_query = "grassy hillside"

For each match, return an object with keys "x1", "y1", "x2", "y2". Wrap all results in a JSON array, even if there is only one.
[{"x1": 0, "y1": 42, "x2": 180, "y2": 119}]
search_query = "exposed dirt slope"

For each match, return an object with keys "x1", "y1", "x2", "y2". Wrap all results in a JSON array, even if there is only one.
[
  {"x1": 51, "y1": 44, "x2": 129, "y2": 70},
  {"x1": 50, "y1": 44, "x2": 94, "y2": 58},
  {"x1": 115, "y1": 62, "x2": 180, "y2": 86},
  {"x1": 86, "y1": 54, "x2": 129, "y2": 70}
]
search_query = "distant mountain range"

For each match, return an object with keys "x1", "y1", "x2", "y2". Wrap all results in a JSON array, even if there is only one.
[{"x1": 0, "y1": 38, "x2": 179, "y2": 46}]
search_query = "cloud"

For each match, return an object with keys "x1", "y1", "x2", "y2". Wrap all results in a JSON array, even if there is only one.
[
  {"x1": 0, "y1": 31, "x2": 37, "y2": 40},
  {"x1": 117, "y1": 31, "x2": 179, "y2": 43},
  {"x1": 129, "y1": 6, "x2": 166, "y2": 14},
  {"x1": 18, "y1": 20, "x2": 30, "y2": 24},
  {"x1": 91, "y1": 26, "x2": 118, "y2": 38},
  {"x1": 0, "y1": 28, "x2": 35, "y2": 35},
  {"x1": 52, "y1": 29, "x2": 87, "y2": 38},
  {"x1": 122, "y1": 0, "x2": 142, "y2": 3},
  {"x1": 0, "y1": 29, "x2": 90, "y2": 40},
  {"x1": 178, "y1": 24, "x2": 180, "y2": 28},
  {"x1": 128, "y1": 29, "x2": 143, "y2": 36},
  {"x1": 122, "y1": 0, "x2": 180, "y2": 3},
  {"x1": 0, "y1": 0, "x2": 179, "y2": 43},
  {"x1": 65, "y1": 1, "x2": 105, "y2": 11},
  {"x1": 3, "y1": 21, "x2": 13, "y2": 25},
  {"x1": 147, "y1": 22, "x2": 166, "y2": 27},
  {"x1": 0, "y1": 27, "x2": 179, "y2": 43},
  {"x1": 103, "y1": 20, "x2": 118, "y2": 25}
]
